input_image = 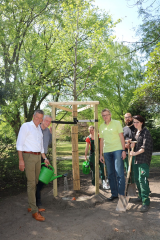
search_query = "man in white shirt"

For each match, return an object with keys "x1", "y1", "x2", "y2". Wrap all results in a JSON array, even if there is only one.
[{"x1": 16, "y1": 110, "x2": 49, "y2": 222}]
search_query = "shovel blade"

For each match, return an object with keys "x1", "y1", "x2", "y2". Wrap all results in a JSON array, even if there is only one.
[
  {"x1": 127, "y1": 183, "x2": 137, "y2": 197},
  {"x1": 116, "y1": 195, "x2": 130, "y2": 212}
]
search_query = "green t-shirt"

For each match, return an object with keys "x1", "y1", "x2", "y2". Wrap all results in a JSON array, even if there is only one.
[{"x1": 99, "y1": 119, "x2": 123, "y2": 153}]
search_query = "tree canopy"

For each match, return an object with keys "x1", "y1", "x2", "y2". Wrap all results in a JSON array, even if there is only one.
[
  {"x1": 0, "y1": 0, "x2": 64, "y2": 135},
  {"x1": 0, "y1": 0, "x2": 118, "y2": 135},
  {"x1": 82, "y1": 42, "x2": 144, "y2": 122},
  {"x1": 127, "y1": 0, "x2": 160, "y2": 57},
  {"x1": 130, "y1": 42, "x2": 160, "y2": 117},
  {"x1": 0, "y1": 0, "x2": 156, "y2": 137}
]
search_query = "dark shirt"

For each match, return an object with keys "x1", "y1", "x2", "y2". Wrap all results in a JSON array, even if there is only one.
[
  {"x1": 133, "y1": 127, "x2": 153, "y2": 166},
  {"x1": 123, "y1": 124, "x2": 136, "y2": 140},
  {"x1": 123, "y1": 124, "x2": 136, "y2": 153},
  {"x1": 40, "y1": 127, "x2": 52, "y2": 154}
]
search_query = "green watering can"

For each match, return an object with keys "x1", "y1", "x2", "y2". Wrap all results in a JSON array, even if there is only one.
[
  {"x1": 82, "y1": 161, "x2": 90, "y2": 175},
  {"x1": 39, "y1": 163, "x2": 67, "y2": 184}
]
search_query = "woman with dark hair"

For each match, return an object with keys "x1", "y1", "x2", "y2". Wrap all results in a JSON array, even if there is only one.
[{"x1": 130, "y1": 115, "x2": 153, "y2": 212}]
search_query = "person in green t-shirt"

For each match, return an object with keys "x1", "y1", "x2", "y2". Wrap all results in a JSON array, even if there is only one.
[{"x1": 99, "y1": 108, "x2": 126, "y2": 201}]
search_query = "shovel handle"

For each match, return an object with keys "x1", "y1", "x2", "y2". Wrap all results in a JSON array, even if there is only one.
[
  {"x1": 128, "y1": 148, "x2": 130, "y2": 165},
  {"x1": 127, "y1": 147, "x2": 134, "y2": 176},
  {"x1": 125, "y1": 147, "x2": 134, "y2": 195},
  {"x1": 103, "y1": 163, "x2": 106, "y2": 181}
]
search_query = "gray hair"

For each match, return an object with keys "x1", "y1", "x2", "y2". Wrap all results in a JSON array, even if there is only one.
[
  {"x1": 101, "y1": 108, "x2": 111, "y2": 115},
  {"x1": 43, "y1": 115, "x2": 52, "y2": 120},
  {"x1": 34, "y1": 110, "x2": 44, "y2": 116}
]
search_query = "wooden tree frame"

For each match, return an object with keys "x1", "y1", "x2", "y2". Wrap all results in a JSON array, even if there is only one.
[{"x1": 48, "y1": 101, "x2": 99, "y2": 196}]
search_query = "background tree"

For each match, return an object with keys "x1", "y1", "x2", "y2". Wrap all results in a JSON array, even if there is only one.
[
  {"x1": 83, "y1": 42, "x2": 144, "y2": 123},
  {"x1": 128, "y1": 41, "x2": 160, "y2": 150},
  {"x1": 125, "y1": 0, "x2": 160, "y2": 58},
  {"x1": 138, "y1": 0, "x2": 160, "y2": 55},
  {"x1": 53, "y1": 0, "x2": 117, "y2": 101},
  {"x1": 0, "y1": 0, "x2": 67, "y2": 136},
  {"x1": 130, "y1": 42, "x2": 160, "y2": 115}
]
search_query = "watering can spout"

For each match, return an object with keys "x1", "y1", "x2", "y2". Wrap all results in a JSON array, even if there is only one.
[
  {"x1": 50, "y1": 173, "x2": 68, "y2": 181},
  {"x1": 50, "y1": 174, "x2": 63, "y2": 181}
]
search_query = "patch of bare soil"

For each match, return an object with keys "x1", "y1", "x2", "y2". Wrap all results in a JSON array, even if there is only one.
[{"x1": 0, "y1": 168, "x2": 160, "y2": 240}]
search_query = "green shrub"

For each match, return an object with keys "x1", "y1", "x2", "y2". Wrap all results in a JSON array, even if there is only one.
[
  {"x1": 149, "y1": 127, "x2": 160, "y2": 151},
  {"x1": 65, "y1": 135, "x2": 71, "y2": 141},
  {"x1": 0, "y1": 141, "x2": 27, "y2": 194}
]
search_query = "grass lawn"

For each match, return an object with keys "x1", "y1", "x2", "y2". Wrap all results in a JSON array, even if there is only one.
[
  {"x1": 56, "y1": 142, "x2": 85, "y2": 174},
  {"x1": 56, "y1": 141, "x2": 85, "y2": 156},
  {"x1": 150, "y1": 155, "x2": 160, "y2": 168},
  {"x1": 55, "y1": 142, "x2": 160, "y2": 174}
]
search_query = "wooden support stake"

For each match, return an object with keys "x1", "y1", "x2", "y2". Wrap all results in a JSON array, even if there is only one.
[
  {"x1": 94, "y1": 104, "x2": 99, "y2": 195},
  {"x1": 52, "y1": 106, "x2": 57, "y2": 197},
  {"x1": 71, "y1": 105, "x2": 80, "y2": 190}
]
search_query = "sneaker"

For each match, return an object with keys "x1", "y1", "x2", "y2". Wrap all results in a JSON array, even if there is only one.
[
  {"x1": 106, "y1": 179, "x2": 110, "y2": 190},
  {"x1": 102, "y1": 180, "x2": 110, "y2": 190},
  {"x1": 140, "y1": 205, "x2": 149, "y2": 212}
]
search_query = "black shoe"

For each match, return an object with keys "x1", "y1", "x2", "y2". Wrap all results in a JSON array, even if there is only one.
[{"x1": 107, "y1": 196, "x2": 118, "y2": 201}]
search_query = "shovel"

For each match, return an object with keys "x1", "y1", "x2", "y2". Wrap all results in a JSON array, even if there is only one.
[
  {"x1": 116, "y1": 147, "x2": 134, "y2": 212},
  {"x1": 103, "y1": 163, "x2": 110, "y2": 189},
  {"x1": 127, "y1": 147, "x2": 137, "y2": 197}
]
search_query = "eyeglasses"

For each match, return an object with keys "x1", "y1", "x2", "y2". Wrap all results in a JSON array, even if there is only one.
[
  {"x1": 125, "y1": 116, "x2": 131, "y2": 119},
  {"x1": 133, "y1": 122, "x2": 140, "y2": 124},
  {"x1": 102, "y1": 114, "x2": 110, "y2": 117}
]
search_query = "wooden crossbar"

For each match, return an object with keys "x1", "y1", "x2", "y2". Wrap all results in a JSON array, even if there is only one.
[{"x1": 49, "y1": 101, "x2": 99, "y2": 106}]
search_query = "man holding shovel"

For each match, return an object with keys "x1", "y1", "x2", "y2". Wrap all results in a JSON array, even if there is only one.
[{"x1": 123, "y1": 113, "x2": 136, "y2": 190}]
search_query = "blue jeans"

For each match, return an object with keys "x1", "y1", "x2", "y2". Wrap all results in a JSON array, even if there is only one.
[{"x1": 104, "y1": 150, "x2": 125, "y2": 196}]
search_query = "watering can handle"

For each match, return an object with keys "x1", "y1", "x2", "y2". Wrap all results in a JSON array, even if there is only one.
[{"x1": 41, "y1": 163, "x2": 54, "y2": 171}]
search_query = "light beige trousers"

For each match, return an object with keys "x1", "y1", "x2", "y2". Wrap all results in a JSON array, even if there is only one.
[{"x1": 23, "y1": 153, "x2": 41, "y2": 214}]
